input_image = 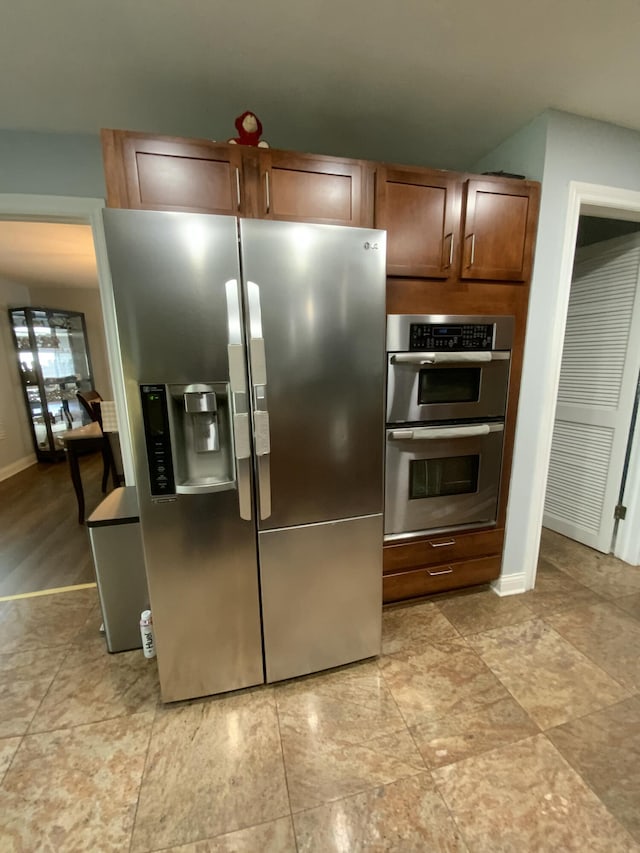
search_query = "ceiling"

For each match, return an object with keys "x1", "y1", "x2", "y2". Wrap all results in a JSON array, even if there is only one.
[
  {"x1": 2, "y1": 2, "x2": 640, "y2": 287},
  {"x1": 0, "y1": 222, "x2": 98, "y2": 290},
  {"x1": 2, "y1": 1, "x2": 640, "y2": 170}
]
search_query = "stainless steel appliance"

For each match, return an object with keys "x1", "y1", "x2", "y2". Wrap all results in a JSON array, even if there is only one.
[
  {"x1": 385, "y1": 314, "x2": 513, "y2": 539},
  {"x1": 102, "y1": 211, "x2": 386, "y2": 702},
  {"x1": 386, "y1": 315, "x2": 513, "y2": 424}
]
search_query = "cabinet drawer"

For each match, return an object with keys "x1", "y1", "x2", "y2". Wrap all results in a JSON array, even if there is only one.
[
  {"x1": 383, "y1": 555, "x2": 501, "y2": 602},
  {"x1": 383, "y1": 528, "x2": 504, "y2": 574}
]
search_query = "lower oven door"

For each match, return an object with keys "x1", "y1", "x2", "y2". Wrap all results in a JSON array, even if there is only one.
[{"x1": 384, "y1": 422, "x2": 504, "y2": 538}]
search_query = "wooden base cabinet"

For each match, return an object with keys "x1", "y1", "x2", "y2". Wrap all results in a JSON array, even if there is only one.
[
  {"x1": 382, "y1": 528, "x2": 504, "y2": 603},
  {"x1": 383, "y1": 555, "x2": 502, "y2": 602}
]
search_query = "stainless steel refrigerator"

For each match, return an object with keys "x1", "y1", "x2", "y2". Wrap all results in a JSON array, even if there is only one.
[{"x1": 102, "y1": 210, "x2": 386, "y2": 702}]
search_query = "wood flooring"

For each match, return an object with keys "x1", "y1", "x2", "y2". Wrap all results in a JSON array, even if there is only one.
[{"x1": 0, "y1": 454, "x2": 111, "y2": 597}]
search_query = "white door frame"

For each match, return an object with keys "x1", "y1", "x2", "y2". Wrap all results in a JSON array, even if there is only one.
[
  {"x1": 0, "y1": 194, "x2": 134, "y2": 484},
  {"x1": 616, "y1": 376, "x2": 640, "y2": 564},
  {"x1": 524, "y1": 181, "x2": 640, "y2": 590}
]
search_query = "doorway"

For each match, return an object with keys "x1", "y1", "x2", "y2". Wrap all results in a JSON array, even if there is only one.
[
  {"x1": 0, "y1": 195, "x2": 128, "y2": 599},
  {"x1": 444, "y1": 181, "x2": 640, "y2": 596},
  {"x1": 543, "y1": 216, "x2": 640, "y2": 555}
]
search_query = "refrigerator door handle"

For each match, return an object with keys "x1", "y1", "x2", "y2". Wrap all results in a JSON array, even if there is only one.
[
  {"x1": 247, "y1": 281, "x2": 272, "y2": 520},
  {"x1": 232, "y1": 411, "x2": 253, "y2": 521},
  {"x1": 225, "y1": 279, "x2": 252, "y2": 521},
  {"x1": 254, "y1": 410, "x2": 272, "y2": 519}
]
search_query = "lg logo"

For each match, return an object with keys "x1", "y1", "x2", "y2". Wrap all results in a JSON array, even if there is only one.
[{"x1": 364, "y1": 241, "x2": 380, "y2": 250}]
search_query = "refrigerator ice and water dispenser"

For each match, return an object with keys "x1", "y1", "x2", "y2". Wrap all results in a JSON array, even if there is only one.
[{"x1": 140, "y1": 382, "x2": 235, "y2": 496}]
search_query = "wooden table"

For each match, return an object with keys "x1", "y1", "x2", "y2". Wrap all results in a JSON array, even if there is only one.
[{"x1": 58, "y1": 422, "x2": 117, "y2": 524}]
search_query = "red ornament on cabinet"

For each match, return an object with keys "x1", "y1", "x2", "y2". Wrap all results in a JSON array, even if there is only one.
[{"x1": 227, "y1": 111, "x2": 270, "y2": 148}]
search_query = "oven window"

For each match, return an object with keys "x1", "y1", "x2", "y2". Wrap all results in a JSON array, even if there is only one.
[
  {"x1": 418, "y1": 368, "x2": 481, "y2": 405},
  {"x1": 410, "y1": 455, "x2": 480, "y2": 499}
]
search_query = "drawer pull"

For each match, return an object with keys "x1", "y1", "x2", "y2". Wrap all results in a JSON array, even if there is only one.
[
  {"x1": 429, "y1": 539, "x2": 456, "y2": 548},
  {"x1": 427, "y1": 566, "x2": 454, "y2": 576}
]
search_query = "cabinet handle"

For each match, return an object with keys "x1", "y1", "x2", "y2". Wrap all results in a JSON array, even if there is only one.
[
  {"x1": 235, "y1": 168, "x2": 241, "y2": 210},
  {"x1": 427, "y1": 567, "x2": 454, "y2": 576},
  {"x1": 264, "y1": 172, "x2": 270, "y2": 214},
  {"x1": 467, "y1": 233, "x2": 476, "y2": 267},
  {"x1": 429, "y1": 539, "x2": 456, "y2": 548},
  {"x1": 449, "y1": 234, "x2": 455, "y2": 267}
]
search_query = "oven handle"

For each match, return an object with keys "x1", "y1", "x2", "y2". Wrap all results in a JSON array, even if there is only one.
[
  {"x1": 391, "y1": 351, "x2": 510, "y2": 365},
  {"x1": 388, "y1": 423, "x2": 504, "y2": 441}
]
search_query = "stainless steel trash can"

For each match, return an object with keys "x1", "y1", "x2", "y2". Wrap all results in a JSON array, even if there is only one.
[{"x1": 87, "y1": 486, "x2": 149, "y2": 652}]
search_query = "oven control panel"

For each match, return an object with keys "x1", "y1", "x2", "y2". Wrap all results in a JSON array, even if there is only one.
[{"x1": 409, "y1": 323, "x2": 494, "y2": 351}]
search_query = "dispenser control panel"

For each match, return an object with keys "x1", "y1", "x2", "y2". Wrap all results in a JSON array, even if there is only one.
[{"x1": 140, "y1": 384, "x2": 176, "y2": 496}]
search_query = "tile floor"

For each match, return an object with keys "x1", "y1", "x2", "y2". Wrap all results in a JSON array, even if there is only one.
[{"x1": 1, "y1": 528, "x2": 640, "y2": 851}]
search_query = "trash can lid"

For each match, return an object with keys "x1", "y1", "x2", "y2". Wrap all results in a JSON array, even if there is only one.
[{"x1": 87, "y1": 486, "x2": 140, "y2": 527}]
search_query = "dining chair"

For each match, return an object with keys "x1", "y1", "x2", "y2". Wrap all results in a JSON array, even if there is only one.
[{"x1": 77, "y1": 389, "x2": 104, "y2": 426}]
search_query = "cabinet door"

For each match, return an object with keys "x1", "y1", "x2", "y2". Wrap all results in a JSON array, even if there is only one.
[
  {"x1": 105, "y1": 131, "x2": 246, "y2": 215},
  {"x1": 375, "y1": 166, "x2": 461, "y2": 278},
  {"x1": 258, "y1": 150, "x2": 371, "y2": 226},
  {"x1": 461, "y1": 180, "x2": 538, "y2": 281}
]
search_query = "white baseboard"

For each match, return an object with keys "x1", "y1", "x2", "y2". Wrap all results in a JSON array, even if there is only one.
[
  {"x1": 491, "y1": 572, "x2": 528, "y2": 597},
  {"x1": 0, "y1": 454, "x2": 36, "y2": 482}
]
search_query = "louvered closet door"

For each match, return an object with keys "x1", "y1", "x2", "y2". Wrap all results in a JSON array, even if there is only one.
[{"x1": 543, "y1": 235, "x2": 640, "y2": 552}]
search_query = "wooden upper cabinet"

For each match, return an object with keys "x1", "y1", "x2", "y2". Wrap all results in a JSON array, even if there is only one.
[
  {"x1": 102, "y1": 130, "x2": 250, "y2": 215},
  {"x1": 460, "y1": 179, "x2": 539, "y2": 282},
  {"x1": 101, "y1": 130, "x2": 540, "y2": 285},
  {"x1": 257, "y1": 149, "x2": 372, "y2": 227},
  {"x1": 102, "y1": 131, "x2": 372, "y2": 226},
  {"x1": 375, "y1": 166, "x2": 461, "y2": 278}
]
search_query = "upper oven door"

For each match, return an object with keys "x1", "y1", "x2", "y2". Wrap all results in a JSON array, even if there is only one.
[{"x1": 386, "y1": 351, "x2": 510, "y2": 423}]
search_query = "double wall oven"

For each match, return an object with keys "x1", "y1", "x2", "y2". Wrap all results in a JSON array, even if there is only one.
[{"x1": 385, "y1": 315, "x2": 514, "y2": 540}]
